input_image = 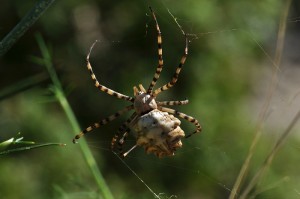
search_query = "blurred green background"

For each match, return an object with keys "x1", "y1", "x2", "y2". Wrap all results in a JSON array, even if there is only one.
[{"x1": 1, "y1": 0, "x2": 300, "y2": 198}]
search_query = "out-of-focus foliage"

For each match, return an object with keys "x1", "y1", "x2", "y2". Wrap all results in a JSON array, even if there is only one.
[{"x1": 1, "y1": 0, "x2": 300, "y2": 199}]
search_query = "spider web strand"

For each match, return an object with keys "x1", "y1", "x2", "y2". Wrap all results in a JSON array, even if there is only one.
[{"x1": 113, "y1": 152, "x2": 161, "y2": 199}]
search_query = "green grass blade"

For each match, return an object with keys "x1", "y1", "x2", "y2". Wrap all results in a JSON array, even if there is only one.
[
  {"x1": 35, "y1": 33, "x2": 114, "y2": 199},
  {"x1": 0, "y1": 0, "x2": 56, "y2": 56}
]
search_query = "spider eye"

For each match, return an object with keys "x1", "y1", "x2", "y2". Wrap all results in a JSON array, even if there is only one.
[{"x1": 138, "y1": 91, "x2": 143, "y2": 95}]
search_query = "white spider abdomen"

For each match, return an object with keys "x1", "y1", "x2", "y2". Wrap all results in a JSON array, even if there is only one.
[{"x1": 131, "y1": 109, "x2": 185, "y2": 158}]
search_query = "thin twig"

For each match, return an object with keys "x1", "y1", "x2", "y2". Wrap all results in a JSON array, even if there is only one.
[
  {"x1": 241, "y1": 108, "x2": 300, "y2": 198},
  {"x1": 0, "y1": 0, "x2": 56, "y2": 56},
  {"x1": 229, "y1": 0, "x2": 292, "y2": 198}
]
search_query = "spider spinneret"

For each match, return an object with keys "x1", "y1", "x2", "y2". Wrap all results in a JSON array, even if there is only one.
[{"x1": 73, "y1": 7, "x2": 202, "y2": 158}]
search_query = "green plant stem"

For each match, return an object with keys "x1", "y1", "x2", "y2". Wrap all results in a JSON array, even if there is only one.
[
  {"x1": 0, "y1": 0, "x2": 55, "y2": 56},
  {"x1": 57, "y1": 89, "x2": 114, "y2": 199},
  {"x1": 36, "y1": 34, "x2": 114, "y2": 199}
]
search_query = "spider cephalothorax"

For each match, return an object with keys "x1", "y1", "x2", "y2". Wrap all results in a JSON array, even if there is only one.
[
  {"x1": 133, "y1": 85, "x2": 157, "y2": 115},
  {"x1": 73, "y1": 7, "x2": 202, "y2": 158}
]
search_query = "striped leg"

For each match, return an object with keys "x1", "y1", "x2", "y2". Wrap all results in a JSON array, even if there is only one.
[
  {"x1": 159, "y1": 106, "x2": 201, "y2": 138},
  {"x1": 73, "y1": 105, "x2": 134, "y2": 143},
  {"x1": 111, "y1": 128, "x2": 127, "y2": 151},
  {"x1": 111, "y1": 129, "x2": 131, "y2": 156},
  {"x1": 157, "y1": 99, "x2": 189, "y2": 106},
  {"x1": 111, "y1": 113, "x2": 137, "y2": 151},
  {"x1": 147, "y1": 7, "x2": 164, "y2": 94},
  {"x1": 87, "y1": 41, "x2": 134, "y2": 102},
  {"x1": 118, "y1": 131, "x2": 133, "y2": 158},
  {"x1": 153, "y1": 37, "x2": 188, "y2": 97}
]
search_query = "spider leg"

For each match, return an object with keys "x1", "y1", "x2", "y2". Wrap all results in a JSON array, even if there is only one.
[
  {"x1": 153, "y1": 36, "x2": 188, "y2": 97},
  {"x1": 87, "y1": 41, "x2": 134, "y2": 102},
  {"x1": 157, "y1": 99, "x2": 189, "y2": 106},
  {"x1": 113, "y1": 116, "x2": 138, "y2": 158},
  {"x1": 123, "y1": 144, "x2": 138, "y2": 157},
  {"x1": 73, "y1": 105, "x2": 134, "y2": 143},
  {"x1": 117, "y1": 113, "x2": 139, "y2": 156},
  {"x1": 118, "y1": 131, "x2": 129, "y2": 147},
  {"x1": 111, "y1": 113, "x2": 137, "y2": 152},
  {"x1": 147, "y1": 7, "x2": 164, "y2": 94},
  {"x1": 118, "y1": 131, "x2": 132, "y2": 157},
  {"x1": 159, "y1": 106, "x2": 201, "y2": 138},
  {"x1": 111, "y1": 129, "x2": 131, "y2": 155}
]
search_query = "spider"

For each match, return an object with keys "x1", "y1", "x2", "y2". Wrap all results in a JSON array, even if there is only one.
[{"x1": 73, "y1": 7, "x2": 202, "y2": 158}]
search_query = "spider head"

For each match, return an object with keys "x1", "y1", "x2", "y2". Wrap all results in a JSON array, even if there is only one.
[
  {"x1": 132, "y1": 109, "x2": 185, "y2": 158},
  {"x1": 133, "y1": 84, "x2": 157, "y2": 115}
]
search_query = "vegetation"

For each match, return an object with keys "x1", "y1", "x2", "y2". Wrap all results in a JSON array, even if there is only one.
[{"x1": 1, "y1": 0, "x2": 299, "y2": 198}]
